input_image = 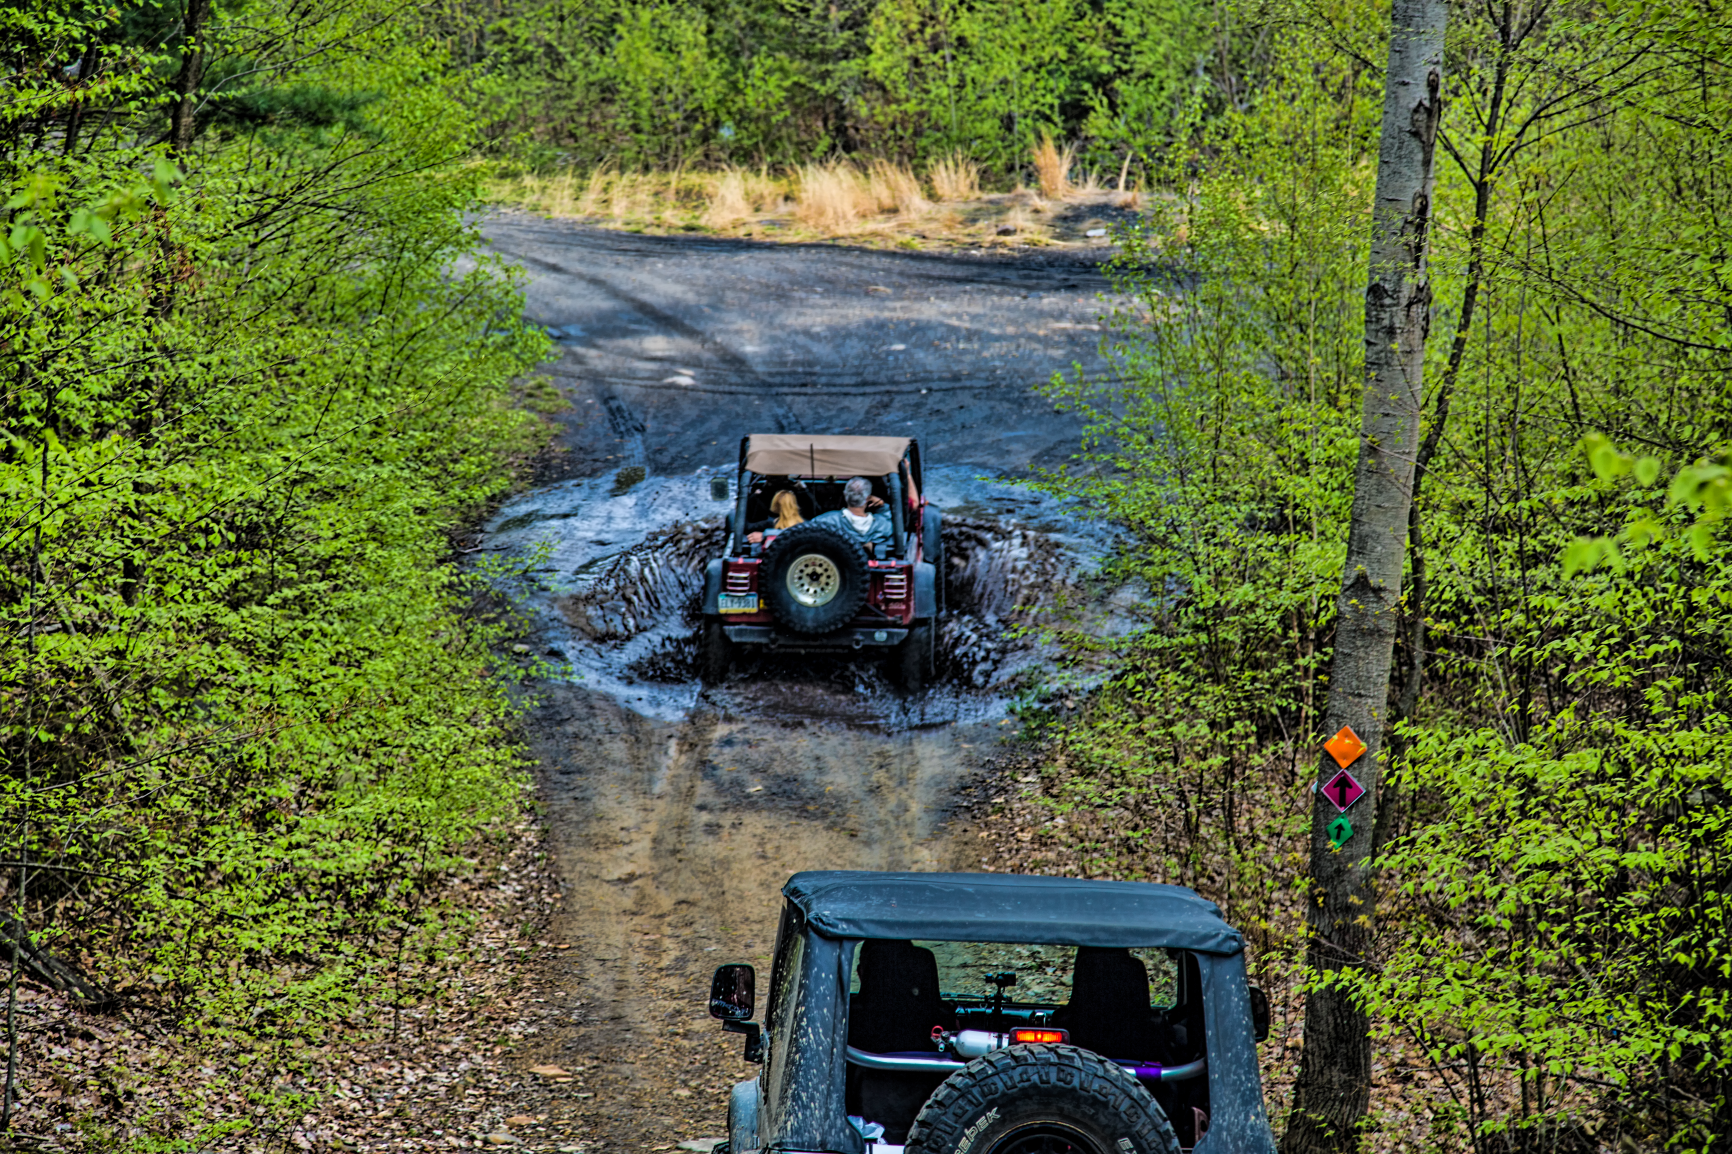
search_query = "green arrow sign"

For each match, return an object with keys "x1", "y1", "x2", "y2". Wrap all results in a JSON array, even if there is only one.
[{"x1": 1327, "y1": 814, "x2": 1353, "y2": 848}]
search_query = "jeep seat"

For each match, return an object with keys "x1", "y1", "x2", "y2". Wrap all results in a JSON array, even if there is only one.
[
  {"x1": 1049, "y1": 946, "x2": 1170, "y2": 1062},
  {"x1": 847, "y1": 939, "x2": 951, "y2": 1053}
]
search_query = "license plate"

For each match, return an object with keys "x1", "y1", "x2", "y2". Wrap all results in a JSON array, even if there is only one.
[{"x1": 718, "y1": 593, "x2": 759, "y2": 614}]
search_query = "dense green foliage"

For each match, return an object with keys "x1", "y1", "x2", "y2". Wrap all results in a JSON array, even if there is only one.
[
  {"x1": 1030, "y1": 0, "x2": 1732, "y2": 1147},
  {"x1": 462, "y1": 0, "x2": 1220, "y2": 174},
  {"x1": 9, "y1": 0, "x2": 1732, "y2": 1149},
  {"x1": 2, "y1": 0, "x2": 547, "y2": 1140}
]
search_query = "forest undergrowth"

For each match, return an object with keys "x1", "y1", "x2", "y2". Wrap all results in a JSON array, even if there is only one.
[
  {"x1": 1000, "y1": 2, "x2": 1732, "y2": 1151},
  {"x1": 2, "y1": 0, "x2": 558, "y2": 1148}
]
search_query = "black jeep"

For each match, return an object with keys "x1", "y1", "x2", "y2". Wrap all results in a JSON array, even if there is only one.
[
  {"x1": 700, "y1": 435, "x2": 944, "y2": 690},
  {"x1": 708, "y1": 872, "x2": 1277, "y2": 1154}
]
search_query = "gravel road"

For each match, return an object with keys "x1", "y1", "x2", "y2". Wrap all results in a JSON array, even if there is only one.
[
  {"x1": 483, "y1": 213, "x2": 1121, "y2": 478},
  {"x1": 475, "y1": 214, "x2": 1123, "y2": 1154}
]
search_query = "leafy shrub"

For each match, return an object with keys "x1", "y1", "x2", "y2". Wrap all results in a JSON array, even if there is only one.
[{"x1": 0, "y1": 0, "x2": 550, "y2": 1078}]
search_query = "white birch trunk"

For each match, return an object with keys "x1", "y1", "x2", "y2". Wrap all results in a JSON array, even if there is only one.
[{"x1": 1282, "y1": 3, "x2": 1446, "y2": 1151}]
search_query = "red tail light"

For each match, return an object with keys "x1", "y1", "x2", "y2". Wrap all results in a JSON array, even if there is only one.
[
  {"x1": 723, "y1": 559, "x2": 759, "y2": 594},
  {"x1": 1011, "y1": 1028, "x2": 1069, "y2": 1045},
  {"x1": 878, "y1": 571, "x2": 909, "y2": 601}
]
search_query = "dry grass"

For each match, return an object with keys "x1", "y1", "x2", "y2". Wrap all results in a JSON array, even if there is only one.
[
  {"x1": 795, "y1": 160, "x2": 880, "y2": 231},
  {"x1": 1032, "y1": 134, "x2": 1074, "y2": 199},
  {"x1": 997, "y1": 205, "x2": 1035, "y2": 240},
  {"x1": 489, "y1": 165, "x2": 717, "y2": 226},
  {"x1": 703, "y1": 168, "x2": 754, "y2": 227},
  {"x1": 706, "y1": 166, "x2": 787, "y2": 220},
  {"x1": 489, "y1": 155, "x2": 1135, "y2": 250},
  {"x1": 867, "y1": 158, "x2": 929, "y2": 215},
  {"x1": 928, "y1": 150, "x2": 980, "y2": 201},
  {"x1": 744, "y1": 168, "x2": 787, "y2": 213},
  {"x1": 1068, "y1": 165, "x2": 1105, "y2": 196}
]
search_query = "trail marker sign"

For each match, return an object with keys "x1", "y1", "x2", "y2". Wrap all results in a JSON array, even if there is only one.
[
  {"x1": 1323, "y1": 725, "x2": 1367, "y2": 768},
  {"x1": 1326, "y1": 815, "x2": 1353, "y2": 848},
  {"x1": 1321, "y1": 769, "x2": 1365, "y2": 813}
]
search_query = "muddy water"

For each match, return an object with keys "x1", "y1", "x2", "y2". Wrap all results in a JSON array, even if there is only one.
[
  {"x1": 478, "y1": 217, "x2": 1127, "y2": 1154},
  {"x1": 481, "y1": 465, "x2": 1117, "y2": 720}
]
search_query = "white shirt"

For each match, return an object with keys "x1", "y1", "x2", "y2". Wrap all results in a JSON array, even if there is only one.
[{"x1": 842, "y1": 508, "x2": 873, "y2": 533}]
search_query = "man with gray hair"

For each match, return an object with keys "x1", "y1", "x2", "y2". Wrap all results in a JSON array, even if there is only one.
[{"x1": 812, "y1": 476, "x2": 892, "y2": 552}]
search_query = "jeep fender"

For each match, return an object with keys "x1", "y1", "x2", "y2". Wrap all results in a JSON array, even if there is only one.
[
  {"x1": 703, "y1": 558, "x2": 724, "y2": 615},
  {"x1": 913, "y1": 560, "x2": 937, "y2": 619},
  {"x1": 729, "y1": 1078, "x2": 761, "y2": 1154}
]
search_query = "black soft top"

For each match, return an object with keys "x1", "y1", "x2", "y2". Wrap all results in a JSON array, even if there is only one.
[{"x1": 784, "y1": 871, "x2": 1243, "y2": 956}]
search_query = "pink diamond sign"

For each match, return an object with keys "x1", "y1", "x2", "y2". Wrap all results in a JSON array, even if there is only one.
[{"x1": 1322, "y1": 769, "x2": 1365, "y2": 813}]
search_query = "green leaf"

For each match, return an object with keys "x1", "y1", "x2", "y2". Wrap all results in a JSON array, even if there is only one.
[
  {"x1": 1562, "y1": 537, "x2": 1605, "y2": 577},
  {"x1": 1634, "y1": 456, "x2": 1661, "y2": 486},
  {"x1": 151, "y1": 158, "x2": 183, "y2": 206},
  {"x1": 68, "y1": 207, "x2": 112, "y2": 245},
  {"x1": 1582, "y1": 433, "x2": 1630, "y2": 480},
  {"x1": 1623, "y1": 515, "x2": 1663, "y2": 549},
  {"x1": 1689, "y1": 520, "x2": 1716, "y2": 561}
]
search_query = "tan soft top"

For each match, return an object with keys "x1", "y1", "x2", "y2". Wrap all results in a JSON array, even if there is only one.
[{"x1": 744, "y1": 434, "x2": 910, "y2": 478}]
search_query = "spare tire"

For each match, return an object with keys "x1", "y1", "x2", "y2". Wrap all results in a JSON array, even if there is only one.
[
  {"x1": 906, "y1": 1044, "x2": 1179, "y2": 1154},
  {"x1": 762, "y1": 522, "x2": 870, "y2": 634}
]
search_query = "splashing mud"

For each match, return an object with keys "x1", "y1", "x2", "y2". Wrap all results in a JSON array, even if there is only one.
[{"x1": 477, "y1": 464, "x2": 1130, "y2": 722}]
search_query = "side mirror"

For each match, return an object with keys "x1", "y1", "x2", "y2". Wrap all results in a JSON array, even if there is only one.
[
  {"x1": 1248, "y1": 985, "x2": 1270, "y2": 1043},
  {"x1": 710, "y1": 963, "x2": 755, "y2": 1020},
  {"x1": 711, "y1": 477, "x2": 731, "y2": 502}
]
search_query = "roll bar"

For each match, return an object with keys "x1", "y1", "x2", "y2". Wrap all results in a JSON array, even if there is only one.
[{"x1": 844, "y1": 1046, "x2": 1205, "y2": 1082}]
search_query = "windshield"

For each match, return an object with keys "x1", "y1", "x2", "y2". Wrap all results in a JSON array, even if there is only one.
[{"x1": 849, "y1": 940, "x2": 1178, "y2": 1009}]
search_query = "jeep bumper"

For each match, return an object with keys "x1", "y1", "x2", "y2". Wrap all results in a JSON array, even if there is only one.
[{"x1": 723, "y1": 625, "x2": 910, "y2": 650}]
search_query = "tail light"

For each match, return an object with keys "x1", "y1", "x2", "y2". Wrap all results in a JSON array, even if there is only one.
[
  {"x1": 1011, "y1": 1028, "x2": 1069, "y2": 1045},
  {"x1": 878, "y1": 571, "x2": 909, "y2": 601},
  {"x1": 725, "y1": 568, "x2": 754, "y2": 594}
]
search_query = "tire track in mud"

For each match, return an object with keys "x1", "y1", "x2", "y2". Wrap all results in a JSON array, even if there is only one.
[
  {"x1": 484, "y1": 214, "x2": 1113, "y2": 479},
  {"x1": 500, "y1": 244, "x2": 800, "y2": 436}
]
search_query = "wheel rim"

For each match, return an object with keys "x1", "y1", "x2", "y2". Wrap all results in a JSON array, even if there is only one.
[
  {"x1": 786, "y1": 553, "x2": 842, "y2": 607},
  {"x1": 985, "y1": 1122, "x2": 1108, "y2": 1154}
]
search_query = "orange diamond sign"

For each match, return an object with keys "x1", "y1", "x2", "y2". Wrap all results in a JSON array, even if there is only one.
[{"x1": 1324, "y1": 725, "x2": 1366, "y2": 769}]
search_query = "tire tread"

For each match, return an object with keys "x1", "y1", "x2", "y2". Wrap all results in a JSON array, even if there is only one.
[{"x1": 906, "y1": 1044, "x2": 1179, "y2": 1154}]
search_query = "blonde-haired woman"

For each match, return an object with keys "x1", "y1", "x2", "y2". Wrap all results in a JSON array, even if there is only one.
[{"x1": 746, "y1": 489, "x2": 804, "y2": 544}]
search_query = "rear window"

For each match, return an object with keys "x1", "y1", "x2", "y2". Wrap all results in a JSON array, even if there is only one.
[{"x1": 849, "y1": 940, "x2": 1178, "y2": 1009}]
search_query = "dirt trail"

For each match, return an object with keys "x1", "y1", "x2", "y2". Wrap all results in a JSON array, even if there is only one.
[
  {"x1": 474, "y1": 214, "x2": 1112, "y2": 1154},
  {"x1": 507, "y1": 687, "x2": 994, "y2": 1153}
]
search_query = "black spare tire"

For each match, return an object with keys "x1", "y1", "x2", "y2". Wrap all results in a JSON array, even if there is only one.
[
  {"x1": 906, "y1": 1045, "x2": 1179, "y2": 1154},
  {"x1": 762, "y1": 522, "x2": 870, "y2": 634}
]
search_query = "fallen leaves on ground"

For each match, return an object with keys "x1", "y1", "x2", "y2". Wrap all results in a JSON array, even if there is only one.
[{"x1": 4, "y1": 818, "x2": 574, "y2": 1153}]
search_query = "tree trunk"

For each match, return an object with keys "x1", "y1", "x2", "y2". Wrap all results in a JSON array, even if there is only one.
[
  {"x1": 1381, "y1": 12, "x2": 1515, "y2": 857},
  {"x1": 1281, "y1": 4, "x2": 1446, "y2": 1153},
  {"x1": 167, "y1": 0, "x2": 213, "y2": 157}
]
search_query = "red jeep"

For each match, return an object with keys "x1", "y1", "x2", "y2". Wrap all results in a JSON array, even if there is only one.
[{"x1": 701, "y1": 435, "x2": 944, "y2": 690}]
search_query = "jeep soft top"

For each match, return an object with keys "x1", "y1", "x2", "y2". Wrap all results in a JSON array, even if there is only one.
[
  {"x1": 700, "y1": 435, "x2": 945, "y2": 690},
  {"x1": 707, "y1": 872, "x2": 1277, "y2": 1154}
]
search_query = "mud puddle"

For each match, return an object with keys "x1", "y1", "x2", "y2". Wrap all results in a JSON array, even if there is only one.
[{"x1": 479, "y1": 464, "x2": 1127, "y2": 723}]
